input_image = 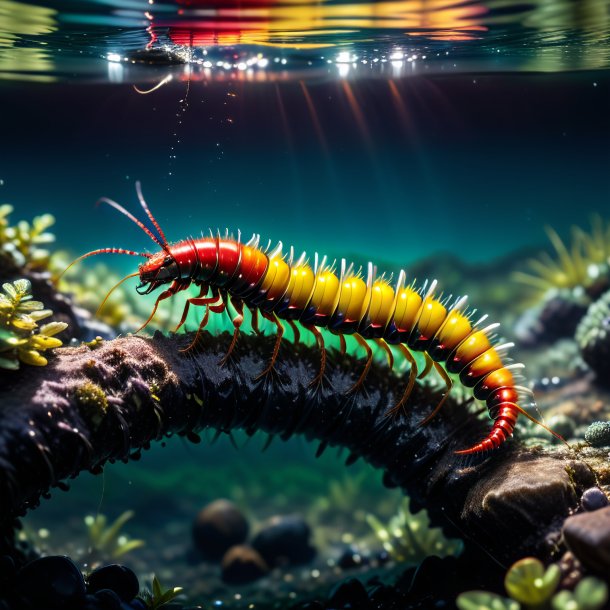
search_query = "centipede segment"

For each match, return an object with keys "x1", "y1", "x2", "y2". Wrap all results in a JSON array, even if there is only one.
[{"x1": 67, "y1": 184, "x2": 563, "y2": 455}]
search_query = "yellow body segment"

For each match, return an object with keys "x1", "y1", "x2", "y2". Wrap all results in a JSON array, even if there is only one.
[
  {"x1": 309, "y1": 269, "x2": 341, "y2": 317},
  {"x1": 453, "y1": 329, "x2": 492, "y2": 364},
  {"x1": 393, "y1": 287, "x2": 422, "y2": 333},
  {"x1": 261, "y1": 257, "x2": 291, "y2": 301},
  {"x1": 481, "y1": 366, "x2": 515, "y2": 391},
  {"x1": 468, "y1": 348, "x2": 504, "y2": 378},
  {"x1": 368, "y1": 281, "x2": 395, "y2": 327},
  {"x1": 337, "y1": 276, "x2": 368, "y2": 322},
  {"x1": 436, "y1": 311, "x2": 472, "y2": 349},
  {"x1": 417, "y1": 297, "x2": 447, "y2": 339},
  {"x1": 285, "y1": 264, "x2": 315, "y2": 310}
]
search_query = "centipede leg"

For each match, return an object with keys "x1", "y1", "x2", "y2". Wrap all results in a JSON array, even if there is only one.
[
  {"x1": 137, "y1": 280, "x2": 181, "y2": 333},
  {"x1": 418, "y1": 351, "x2": 434, "y2": 379},
  {"x1": 174, "y1": 284, "x2": 209, "y2": 333},
  {"x1": 384, "y1": 344, "x2": 418, "y2": 418},
  {"x1": 347, "y1": 334, "x2": 373, "y2": 393},
  {"x1": 250, "y1": 308, "x2": 262, "y2": 335},
  {"x1": 339, "y1": 334, "x2": 347, "y2": 355},
  {"x1": 287, "y1": 319, "x2": 301, "y2": 344},
  {"x1": 181, "y1": 292, "x2": 225, "y2": 352},
  {"x1": 418, "y1": 360, "x2": 453, "y2": 426},
  {"x1": 220, "y1": 298, "x2": 245, "y2": 365},
  {"x1": 303, "y1": 323, "x2": 326, "y2": 387},
  {"x1": 375, "y1": 338, "x2": 394, "y2": 370},
  {"x1": 255, "y1": 311, "x2": 284, "y2": 378}
]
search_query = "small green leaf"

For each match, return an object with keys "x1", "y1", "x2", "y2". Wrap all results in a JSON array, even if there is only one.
[
  {"x1": 574, "y1": 577, "x2": 608, "y2": 610},
  {"x1": 457, "y1": 591, "x2": 520, "y2": 610},
  {"x1": 39, "y1": 321, "x2": 68, "y2": 337},
  {"x1": 112, "y1": 538, "x2": 145, "y2": 558},
  {"x1": 505, "y1": 558, "x2": 560, "y2": 606}
]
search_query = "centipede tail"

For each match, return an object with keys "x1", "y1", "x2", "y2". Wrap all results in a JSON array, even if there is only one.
[{"x1": 67, "y1": 186, "x2": 565, "y2": 455}]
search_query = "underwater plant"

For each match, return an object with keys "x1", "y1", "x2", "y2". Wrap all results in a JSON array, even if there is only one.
[
  {"x1": 457, "y1": 557, "x2": 608, "y2": 610},
  {"x1": 0, "y1": 204, "x2": 56, "y2": 271},
  {"x1": 365, "y1": 497, "x2": 462, "y2": 563},
  {"x1": 575, "y1": 289, "x2": 610, "y2": 386},
  {"x1": 84, "y1": 510, "x2": 145, "y2": 561},
  {"x1": 139, "y1": 575, "x2": 183, "y2": 610},
  {"x1": 514, "y1": 217, "x2": 610, "y2": 298},
  {"x1": 0, "y1": 278, "x2": 67, "y2": 369}
]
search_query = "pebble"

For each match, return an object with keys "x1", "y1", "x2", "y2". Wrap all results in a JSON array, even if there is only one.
[
  {"x1": 563, "y1": 505, "x2": 610, "y2": 573},
  {"x1": 15, "y1": 555, "x2": 86, "y2": 609},
  {"x1": 87, "y1": 564, "x2": 139, "y2": 602},
  {"x1": 581, "y1": 487, "x2": 609, "y2": 511},
  {"x1": 220, "y1": 545, "x2": 269, "y2": 584},
  {"x1": 192, "y1": 499, "x2": 249, "y2": 560},
  {"x1": 328, "y1": 578, "x2": 370, "y2": 609},
  {"x1": 251, "y1": 515, "x2": 316, "y2": 567}
]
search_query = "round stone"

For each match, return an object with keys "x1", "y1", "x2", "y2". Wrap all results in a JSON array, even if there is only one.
[{"x1": 193, "y1": 499, "x2": 249, "y2": 560}]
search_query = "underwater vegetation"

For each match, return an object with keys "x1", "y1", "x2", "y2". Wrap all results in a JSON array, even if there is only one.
[
  {"x1": 514, "y1": 216, "x2": 610, "y2": 299},
  {"x1": 0, "y1": 278, "x2": 67, "y2": 369},
  {"x1": 0, "y1": 204, "x2": 55, "y2": 272},
  {"x1": 366, "y1": 497, "x2": 462, "y2": 564},
  {"x1": 457, "y1": 556, "x2": 608, "y2": 610},
  {"x1": 84, "y1": 510, "x2": 145, "y2": 564},
  {"x1": 576, "y1": 288, "x2": 610, "y2": 385}
]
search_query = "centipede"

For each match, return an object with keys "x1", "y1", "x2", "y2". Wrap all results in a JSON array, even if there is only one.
[{"x1": 66, "y1": 183, "x2": 563, "y2": 455}]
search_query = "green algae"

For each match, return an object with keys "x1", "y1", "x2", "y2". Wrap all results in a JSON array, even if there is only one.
[{"x1": 0, "y1": 278, "x2": 67, "y2": 369}]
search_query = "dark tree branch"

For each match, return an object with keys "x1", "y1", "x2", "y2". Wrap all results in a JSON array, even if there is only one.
[{"x1": 0, "y1": 333, "x2": 595, "y2": 564}]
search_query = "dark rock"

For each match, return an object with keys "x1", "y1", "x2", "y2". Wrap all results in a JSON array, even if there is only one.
[
  {"x1": 581, "y1": 487, "x2": 609, "y2": 511},
  {"x1": 328, "y1": 578, "x2": 370, "y2": 609},
  {"x1": 127, "y1": 600, "x2": 148, "y2": 610},
  {"x1": 193, "y1": 499, "x2": 249, "y2": 560},
  {"x1": 563, "y1": 505, "x2": 610, "y2": 574},
  {"x1": 221, "y1": 545, "x2": 269, "y2": 584},
  {"x1": 408, "y1": 556, "x2": 450, "y2": 596},
  {"x1": 15, "y1": 555, "x2": 86, "y2": 609},
  {"x1": 94, "y1": 588, "x2": 122, "y2": 609},
  {"x1": 0, "y1": 555, "x2": 16, "y2": 587},
  {"x1": 87, "y1": 564, "x2": 139, "y2": 602},
  {"x1": 251, "y1": 515, "x2": 316, "y2": 567}
]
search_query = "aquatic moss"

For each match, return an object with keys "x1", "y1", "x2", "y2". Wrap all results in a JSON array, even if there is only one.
[
  {"x1": 366, "y1": 497, "x2": 462, "y2": 564},
  {"x1": 74, "y1": 381, "x2": 108, "y2": 427},
  {"x1": 0, "y1": 279, "x2": 67, "y2": 369},
  {"x1": 514, "y1": 216, "x2": 610, "y2": 298},
  {"x1": 576, "y1": 289, "x2": 610, "y2": 385},
  {"x1": 504, "y1": 557, "x2": 560, "y2": 607},
  {"x1": 0, "y1": 204, "x2": 55, "y2": 271},
  {"x1": 584, "y1": 421, "x2": 610, "y2": 448}
]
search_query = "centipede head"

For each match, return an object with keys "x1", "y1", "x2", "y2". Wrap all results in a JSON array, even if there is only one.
[{"x1": 137, "y1": 250, "x2": 180, "y2": 294}]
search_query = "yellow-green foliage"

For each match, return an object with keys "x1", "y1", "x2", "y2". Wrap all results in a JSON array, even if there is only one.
[
  {"x1": 0, "y1": 279, "x2": 67, "y2": 369},
  {"x1": 366, "y1": 497, "x2": 462, "y2": 564},
  {"x1": 84, "y1": 510, "x2": 145, "y2": 560},
  {"x1": 74, "y1": 381, "x2": 108, "y2": 427},
  {"x1": 0, "y1": 204, "x2": 55, "y2": 270},
  {"x1": 514, "y1": 216, "x2": 610, "y2": 296}
]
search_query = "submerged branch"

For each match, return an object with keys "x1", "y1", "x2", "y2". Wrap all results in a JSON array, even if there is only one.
[{"x1": 0, "y1": 332, "x2": 595, "y2": 563}]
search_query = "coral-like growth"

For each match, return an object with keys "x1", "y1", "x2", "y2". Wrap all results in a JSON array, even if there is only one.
[
  {"x1": 514, "y1": 217, "x2": 610, "y2": 298},
  {"x1": 584, "y1": 421, "x2": 610, "y2": 448},
  {"x1": 366, "y1": 497, "x2": 462, "y2": 564},
  {"x1": 0, "y1": 279, "x2": 67, "y2": 369},
  {"x1": 576, "y1": 289, "x2": 610, "y2": 385},
  {"x1": 0, "y1": 205, "x2": 55, "y2": 271}
]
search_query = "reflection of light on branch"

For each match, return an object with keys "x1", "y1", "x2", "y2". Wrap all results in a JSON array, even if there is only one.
[{"x1": 133, "y1": 74, "x2": 174, "y2": 94}]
